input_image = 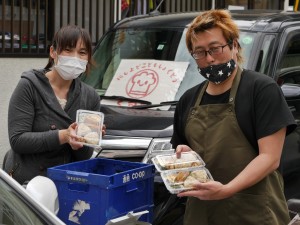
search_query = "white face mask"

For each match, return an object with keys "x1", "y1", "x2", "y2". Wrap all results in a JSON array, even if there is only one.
[{"x1": 54, "y1": 55, "x2": 88, "y2": 80}]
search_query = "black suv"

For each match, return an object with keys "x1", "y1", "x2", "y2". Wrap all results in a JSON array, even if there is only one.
[{"x1": 82, "y1": 10, "x2": 300, "y2": 224}]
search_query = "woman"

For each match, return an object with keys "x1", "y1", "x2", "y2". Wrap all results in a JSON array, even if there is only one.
[{"x1": 3, "y1": 25, "x2": 104, "y2": 185}]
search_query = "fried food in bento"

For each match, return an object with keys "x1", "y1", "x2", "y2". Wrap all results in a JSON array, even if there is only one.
[
  {"x1": 157, "y1": 153, "x2": 203, "y2": 170},
  {"x1": 77, "y1": 123, "x2": 92, "y2": 136},
  {"x1": 84, "y1": 114, "x2": 102, "y2": 125},
  {"x1": 183, "y1": 175, "x2": 199, "y2": 188},
  {"x1": 83, "y1": 132, "x2": 100, "y2": 145},
  {"x1": 166, "y1": 169, "x2": 209, "y2": 188},
  {"x1": 190, "y1": 170, "x2": 209, "y2": 182},
  {"x1": 166, "y1": 161, "x2": 202, "y2": 169},
  {"x1": 174, "y1": 171, "x2": 190, "y2": 183},
  {"x1": 182, "y1": 170, "x2": 209, "y2": 188}
]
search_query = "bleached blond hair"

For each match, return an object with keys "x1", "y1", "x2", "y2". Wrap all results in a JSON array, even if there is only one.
[{"x1": 186, "y1": 9, "x2": 243, "y2": 63}]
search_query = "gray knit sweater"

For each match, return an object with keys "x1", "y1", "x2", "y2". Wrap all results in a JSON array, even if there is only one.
[{"x1": 3, "y1": 69, "x2": 100, "y2": 184}]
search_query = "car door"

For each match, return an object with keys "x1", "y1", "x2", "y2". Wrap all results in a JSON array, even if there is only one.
[{"x1": 274, "y1": 26, "x2": 300, "y2": 200}]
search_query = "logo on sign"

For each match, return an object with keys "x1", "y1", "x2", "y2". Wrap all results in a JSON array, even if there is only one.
[
  {"x1": 122, "y1": 170, "x2": 146, "y2": 183},
  {"x1": 132, "y1": 171, "x2": 145, "y2": 180},
  {"x1": 126, "y1": 69, "x2": 158, "y2": 98}
]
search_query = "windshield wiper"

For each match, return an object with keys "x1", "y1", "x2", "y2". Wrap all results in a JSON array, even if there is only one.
[
  {"x1": 101, "y1": 95, "x2": 152, "y2": 105},
  {"x1": 131, "y1": 101, "x2": 178, "y2": 109}
]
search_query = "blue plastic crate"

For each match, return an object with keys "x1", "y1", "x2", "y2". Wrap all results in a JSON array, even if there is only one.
[{"x1": 47, "y1": 158, "x2": 155, "y2": 225}]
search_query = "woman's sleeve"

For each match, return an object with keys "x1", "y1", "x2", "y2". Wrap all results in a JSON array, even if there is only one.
[
  {"x1": 91, "y1": 89, "x2": 101, "y2": 111},
  {"x1": 8, "y1": 78, "x2": 60, "y2": 154}
]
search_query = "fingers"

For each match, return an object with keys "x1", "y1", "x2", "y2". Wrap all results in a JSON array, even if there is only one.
[
  {"x1": 69, "y1": 122, "x2": 77, "y2": 129},
  {"x1": 102, "y1": 124, "x2": 106, "y2": 136},
  {"x1": 176, "y1": 144, "x2": 192, "y2": 158},
  {"x1": 177, "y1": 182, "x2": 210, "y2": 199},
  {"x1": 67, "y1": 122, "x2": 77, "y2": 138},
  {"x1": 69, "y1": 138, "x2": 84, "y2": 150},
  {"x1": 177, "y1": 189, "x2": 202, "y2": 198},
  {"x1": 177, "y1": 181, "x2": 227, "y2": 200},
  {"x1": 66, "y1": 122, "x2": 84, "y2": 150},
  {"x1": 65, "y1": 122, "x2": 106, "y2": 150}
]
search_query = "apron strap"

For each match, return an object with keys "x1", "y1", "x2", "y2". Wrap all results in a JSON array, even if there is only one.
[
  {"x1": 195, "y1": 66, "x2": 243, "y2": 106},
  {"x1": 196, "y1": 81, "x2": 209, "y2": 106},
  {"x1": 229, "y1": 66, "x2": 243, "y2": 104}
]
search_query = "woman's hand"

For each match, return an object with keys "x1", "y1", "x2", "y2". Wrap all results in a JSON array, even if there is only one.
[
  {"x1": 60, "y1": 122, "x2": 106, "y2": 150},
  {"x1": 68, "y1": 122, "x2": 84, "y2": 150},
  {"x1": 59, "y1": 122, "x2": 83, "y2": 150},
  {"x1": 177, "y1": 180, "x2": 233, "y2": 200}
]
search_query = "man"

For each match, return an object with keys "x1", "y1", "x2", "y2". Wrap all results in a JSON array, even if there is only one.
[{"x1": 171, "y1": 9, "x2": 296, "y2": 225}]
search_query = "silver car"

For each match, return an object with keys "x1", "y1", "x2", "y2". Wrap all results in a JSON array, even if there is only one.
[{"x1": 0, "y1": 169, "x2": 65, "y2": 225}]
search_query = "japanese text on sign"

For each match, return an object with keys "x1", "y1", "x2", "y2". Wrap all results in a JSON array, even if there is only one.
[{"x1": 103, "y1": 59, "x2": 189, "y2": 107}]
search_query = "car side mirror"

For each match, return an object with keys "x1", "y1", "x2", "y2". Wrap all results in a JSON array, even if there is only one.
[{"x1": 281, "y1": 84, "x2": 300, "y2": 99}]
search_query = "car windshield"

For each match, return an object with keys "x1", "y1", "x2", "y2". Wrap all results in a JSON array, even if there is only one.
[
  {"x1": 83, "y1": 28, "x2": 184, "y2": 96},
  {"x1": 82, "y1": 28, "x2": 262, "y2": 105}
]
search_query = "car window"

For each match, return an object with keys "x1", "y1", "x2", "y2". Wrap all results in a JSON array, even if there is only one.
[
  {"x1": 0, "y1": 178, "x2": 47, "y2": 225},
  {"x1": 278, "y1": 32, "x2": 300, "y2": 85},
  {"x1": 239, "y1": 32, "x2": 256, "y2": 68},
  {"x1": 280, "y1": 33, "x2": 300, "y2": 70},
  {"x1": 275, "y1": 28, "x2": 300, "y2": 131},
  {"x1": 174, "y1": 28, "x2": 204, "y2": 99},
  {"x1": 82, "y1": 28, "x2": 183, "y2": 96},
  {"x1": 254, "y1": 34, "x2": 275, "y2": 74}
]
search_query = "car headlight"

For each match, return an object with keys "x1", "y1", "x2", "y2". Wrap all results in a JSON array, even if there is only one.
[{"x1": 142, "y1": 137, "x2": 174, "y2": 163}]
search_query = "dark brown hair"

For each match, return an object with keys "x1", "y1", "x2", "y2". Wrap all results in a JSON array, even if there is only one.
[{"x1": 45, "y1": 25, "x2": 93, "y2": 73}]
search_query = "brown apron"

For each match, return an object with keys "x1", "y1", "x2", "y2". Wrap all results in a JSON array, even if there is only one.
[{"x1": 184, "y1": 67, "x2": 290, "y2": 225}]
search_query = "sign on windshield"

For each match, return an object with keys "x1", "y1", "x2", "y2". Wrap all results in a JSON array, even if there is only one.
[{"x1": 102, "y1": 59, "x2": 189, "y2": 107}]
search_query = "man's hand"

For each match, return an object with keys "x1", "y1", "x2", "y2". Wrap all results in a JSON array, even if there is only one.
[
  {"x1": 175, "y1": 144, "x2": 193, "y2": 158},
  {"x1": 177, "y1": 180, "x2": 233, "y2": 200}
]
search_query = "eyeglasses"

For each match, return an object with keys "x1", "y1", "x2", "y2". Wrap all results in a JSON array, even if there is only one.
[{"x1": 191, "y1": 43, "x2": 231, "y2": 60}]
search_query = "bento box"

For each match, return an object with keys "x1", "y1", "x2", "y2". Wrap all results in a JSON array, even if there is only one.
[
  {"x1": 152, "y1": 151, "x2": 213, "y2": 194},
  {"x1": 75, "y1": 109, "x2": 104, "y2": 147},
  {"x1": 151, "y1": 151, "x2": 205, "y2": 172},
  {"x1": 161, "y1": 167, "x2": 213, "y2": 194}
]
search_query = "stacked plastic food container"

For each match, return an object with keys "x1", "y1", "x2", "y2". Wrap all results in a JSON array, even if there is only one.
[
  {"x1": 75, "y1": 109, "x2": 104, "y2": 147},
  {"x1": 152, "y1": 151, "x2": 213, "y2": 194}
]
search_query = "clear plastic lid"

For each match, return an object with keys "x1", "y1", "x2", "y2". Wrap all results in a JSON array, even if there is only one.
[
  {"x1": 75, "y1": 110, "x2": 104, "y2": 147},
  {"x1": 151, "y1": 151, "x2": 205, "y2": 172},
  {"x1": 161, "y1": 167, "x2": 213, "y2": 194}
]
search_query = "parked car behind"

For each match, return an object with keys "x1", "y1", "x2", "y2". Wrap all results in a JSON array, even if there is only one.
[
  {"x1": 81, "y1": 9, "x2": 300, "y2": 224},
  {"x1": 0, "y1": 31, "x2": 20, "y2": 48}
]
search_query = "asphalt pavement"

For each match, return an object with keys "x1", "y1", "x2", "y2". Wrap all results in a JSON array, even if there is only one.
[{"x1": 0, "y1": 58, "x2": 48, "y2": 168}]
